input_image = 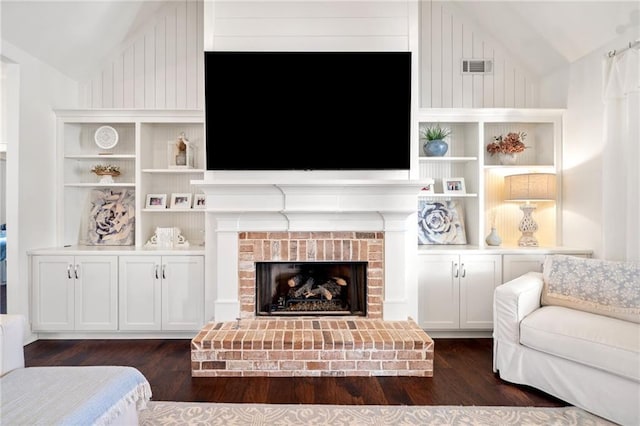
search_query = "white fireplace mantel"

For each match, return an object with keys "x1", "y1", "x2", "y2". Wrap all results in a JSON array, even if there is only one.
[
  {"x1": 193, "y1": 178, "x2": 426, "y2": 322},
  {"x1": 192, "y1": 179, "x2": 426, "y2": 215}
]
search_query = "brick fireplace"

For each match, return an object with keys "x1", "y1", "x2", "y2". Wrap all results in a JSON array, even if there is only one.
[
  {"x1": 239, "y1": 231, "x2": 384, "y2": 319},
  {"x1": 191, "y1": 176, "x2": 434, "y2": 377}
]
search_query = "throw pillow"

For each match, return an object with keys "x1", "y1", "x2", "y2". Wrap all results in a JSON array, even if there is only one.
[{"x1": 541, "y1": 255, "x2": 640, "y2": 323}]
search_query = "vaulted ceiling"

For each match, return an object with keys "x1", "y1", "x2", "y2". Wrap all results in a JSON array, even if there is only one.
[{"x1": 1, "y1": 1, "x2": 639, "y2": 81}]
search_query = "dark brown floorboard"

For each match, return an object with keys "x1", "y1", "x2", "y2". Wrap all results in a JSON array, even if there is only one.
[{"x1": 23, "y1": 338, "x2": 567, "y2": 406}]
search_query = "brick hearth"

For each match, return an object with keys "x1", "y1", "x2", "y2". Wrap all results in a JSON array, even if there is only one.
[{"x1": 191, "y1": 318, "x2": 434, "y2": 377}]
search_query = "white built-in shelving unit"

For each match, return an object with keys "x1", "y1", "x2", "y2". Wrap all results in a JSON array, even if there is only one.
[
  {"x1": 414, "y1": 108, "x2": 592, "y2": 336},
  {"x1": 30, "y1": 110, "x2": 206, "y2": 336}
]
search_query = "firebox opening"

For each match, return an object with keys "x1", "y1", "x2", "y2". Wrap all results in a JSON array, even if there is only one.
[{"x1": 256, "y1": 261, "x2": 367, "y2": 316}]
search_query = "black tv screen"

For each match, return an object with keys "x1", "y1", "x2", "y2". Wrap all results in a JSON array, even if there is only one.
[{"x1": 204, "y1": 51, "x2": 411, "y2": 171}]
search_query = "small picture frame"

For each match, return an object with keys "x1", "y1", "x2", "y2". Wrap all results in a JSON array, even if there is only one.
[
  {"x1": 145, "y1": 194, "x2": 167, "y2": 209},
  {"x1": 442, "y1": 177, "x2": 466, "y2": 194},
  {"x1": 420, "y1": 178, "x2": 436, "y2": 195},
  {"x1": 170, "y1": 193, "x2": 193, "y2": 209},
  {"x1": 193, "y1": 193, "x2": 206, "y2": 209}
]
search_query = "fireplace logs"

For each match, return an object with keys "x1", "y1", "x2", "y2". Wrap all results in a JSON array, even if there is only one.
[{"x1": 256, "y1": 262, "x2": 367, "y2": 316}]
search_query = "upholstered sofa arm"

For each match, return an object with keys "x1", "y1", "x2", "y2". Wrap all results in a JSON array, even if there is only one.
[{"x1": 493, "y1": 272, "x2": 544, "y2": 345}]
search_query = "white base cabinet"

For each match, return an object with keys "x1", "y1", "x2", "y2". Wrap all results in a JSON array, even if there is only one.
[
  {"x1": 32, "y1": 255, "x2": 118, "y2": 331},
  {"x1": 119, "y1": 255, "x2": 204, "y2": 331},
  {"x1": 418, "y1": 254, "x2": 502, "y2": 330},
  {"x1": 418, "y1": 249, "x2": 592, "y2": 334},
  {"x1": 31, "y1": 251, "x2": 205, "y2": 334}
]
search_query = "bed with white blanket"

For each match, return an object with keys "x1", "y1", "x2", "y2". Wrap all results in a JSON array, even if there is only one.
[{"x1": 0, "y1": 314, "x2": 152, "y2": 425}]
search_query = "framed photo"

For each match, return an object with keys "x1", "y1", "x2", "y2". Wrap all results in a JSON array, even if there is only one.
[
  {"x1": 145, "y1": 193, "x2": 167, "y2": 209},
  {"x1": 418, "y1": 200, "x2": 467, "y2": 245},
  {"x1": 420, "y1": 178, "x2": 436, "y2": 195},
  {"x1": 193, "y1": 193, "x2": 206, "y2": 209},
  {"x1": 170, "y1": 193, "x2": 192, "y2": 209},
  {"x1": 442, "y1": 177, "x2": 466, "y2": 194}
]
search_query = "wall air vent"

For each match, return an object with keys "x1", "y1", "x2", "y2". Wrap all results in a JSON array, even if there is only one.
[{"x1": 462, "y1": 59, "x2": 493, "y2": 74}]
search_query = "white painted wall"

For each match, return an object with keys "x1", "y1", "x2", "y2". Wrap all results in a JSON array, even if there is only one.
[
  {"x1": 1, "y1": 41, "x2": 78, "y2": 330},
  {"x1": 542, "y1": 33, "x2": 638, "y2": 258}
]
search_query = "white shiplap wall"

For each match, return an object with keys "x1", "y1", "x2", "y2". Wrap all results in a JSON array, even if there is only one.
[
  {"x1": 80, "y1": 0, "x2": 204, "y2": 109},
  {"x1": 207, "y1": 1, "x2": 410, "y2": 51},
  {"x1": 80, "y1": 0, "x2": 538, "y2": 110},
  {"x1": 421, "y1": 1, "x2": 538, "y2": 108}
]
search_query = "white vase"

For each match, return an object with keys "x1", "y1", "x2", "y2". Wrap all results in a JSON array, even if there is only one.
[
  {"x1": 485, "y1": 228, "x2": 502, "y2": 246},
  {"x1": 498, "y1": 153, "x2": 519, "y2": 165}
]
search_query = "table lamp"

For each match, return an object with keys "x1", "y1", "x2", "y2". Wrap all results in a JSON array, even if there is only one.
[{"x1": 504, "y1": 173, "x2": 556, "y2": 247}]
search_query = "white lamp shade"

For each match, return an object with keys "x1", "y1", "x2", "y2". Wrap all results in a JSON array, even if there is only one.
[{"x1": 504, "y1": 173, "x2": 556, "y2": 201}]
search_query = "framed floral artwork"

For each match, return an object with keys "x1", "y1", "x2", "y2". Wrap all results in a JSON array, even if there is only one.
[
  {"x1": 82, "y1": 189, "x2": 135, "y2": 246},
  {"x1": 418, "y1": 200, "x2": 467, "y2": 245}
]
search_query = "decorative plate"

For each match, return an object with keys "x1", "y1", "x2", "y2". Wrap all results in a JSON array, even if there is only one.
[{"x1": 94, "y1": 125, "x2": 119, "y2": 150}]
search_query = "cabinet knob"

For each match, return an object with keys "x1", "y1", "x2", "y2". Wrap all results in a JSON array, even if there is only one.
[
  {"x1": 67, "y1": 264, "x2": 72, "y2": 279},
  {"x1": 74, "y1": 264, "x2": 79, "y2": 279},
  {"x1": 461, "y1": 263, "x2": 466, "y2": 278},
  {"x1": 453, "y1": 262, "x2": 459, "y2": 278},
  {"x1": 162, "y1": 264, "x2": 166, "y2": 280},
  {"x1": 154, "y1": 265, "x2": 159, "y2": 279}
]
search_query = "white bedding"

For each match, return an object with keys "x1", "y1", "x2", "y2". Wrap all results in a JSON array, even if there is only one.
[{"x1": 0, "y1": 365, "x2": 152, "y2": 425}]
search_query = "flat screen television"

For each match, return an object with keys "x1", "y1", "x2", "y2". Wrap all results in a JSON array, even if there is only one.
[{"x1": 204, "y1": 51, "x2": 411, "y2": 171}]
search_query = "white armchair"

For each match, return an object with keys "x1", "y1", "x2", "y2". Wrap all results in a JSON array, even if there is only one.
[{"x1": 493, "y1": 268, "x2": 640, "y2": 426}]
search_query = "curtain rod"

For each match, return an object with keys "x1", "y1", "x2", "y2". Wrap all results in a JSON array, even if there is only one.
[{"x1": 605, "y1": 39, "x2": 640, "y2": 58}]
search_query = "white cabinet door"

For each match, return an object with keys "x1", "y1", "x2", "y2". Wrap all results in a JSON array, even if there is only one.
[
  {"x1": 32, "y1": 256, "x2": 75, "y2": 331},
  {"x1": 119, "y1": 256, "x2": 162, "y2": 331},
  {"x1": 418, "y1": 254, "x2": 460, "y2": 329},
  {"x1": 419, "y1": 254, "x2": 502, "y2": 331},
  {"x1": 161, "y1": 256, "x2": 204, "y2": 331},
  {"x1": 32, "y1": 255, "x2": 118, "y2": 331},
  {"x1": 74, "y1": 256, "x2": 118, "y2": 331},
  {"x1": 502, "y1": 254, "x2": 546, "y2": 283},
  {"x1": 459, "y1": 254, "x2": 502, "y2": 329},
  {"x1": 119, "y1": 255, "x2": 204, "y2": 331}
]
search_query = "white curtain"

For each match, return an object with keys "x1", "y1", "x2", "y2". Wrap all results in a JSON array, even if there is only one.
[{"x1": 602, "y1": 47, "x2": 640, "y2": 262}]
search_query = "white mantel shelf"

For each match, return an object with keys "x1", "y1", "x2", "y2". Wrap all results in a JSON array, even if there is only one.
[
  {"x1": 191, "y1": 179, "x2": 431, "y2": 187},
  {"x1": 192, "y1": 179, "x2": 431, "y2": 215}
]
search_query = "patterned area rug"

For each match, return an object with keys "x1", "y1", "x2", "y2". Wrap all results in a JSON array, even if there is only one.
[{"x1": 139, "y1": 401, "x2": 615, "y2": 425}]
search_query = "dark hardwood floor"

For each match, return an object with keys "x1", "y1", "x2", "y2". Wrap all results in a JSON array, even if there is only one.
[{"x1": 23, "y1": 338, "x2": 566, "y2": 406}]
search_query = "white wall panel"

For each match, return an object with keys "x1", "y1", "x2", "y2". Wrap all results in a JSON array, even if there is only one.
[
  {"x1": 213, "y1": 36, "x2": 409, "y2": 52},
  {"x1": 421, "y1": 1, "x2": 538, "y2": 108},
  {"x1": 123, "y1": 45, "x2": 135, "y2": 108},
  {"x1": 113, "y1": 54, "x2": 124, "y2": 108},
  {"x1": 165, "y1": 7, "x2": 178, "y2": 110},
  {"x1": 145, "y1": 32, "x2": 157, "y2": 109},
  {"x1": 134, "y1": 39, "x2": 146, "y2": 108}
]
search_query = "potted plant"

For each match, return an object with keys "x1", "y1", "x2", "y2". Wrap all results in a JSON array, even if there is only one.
[
  {"x1": 421, "y1": 125, "x2": 451, "y2": 157},
  {"x1": 486, "y1": 131, "x2": 528, "y2": 165}
]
